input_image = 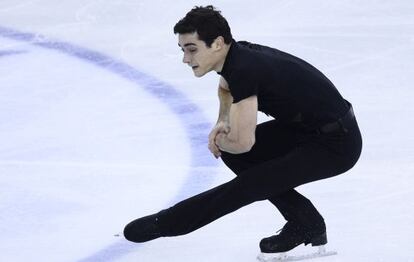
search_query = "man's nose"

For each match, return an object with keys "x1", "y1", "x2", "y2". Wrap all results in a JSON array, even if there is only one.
[{"x1": 182, "y1": 53, "x2": 190, "y2": 64}]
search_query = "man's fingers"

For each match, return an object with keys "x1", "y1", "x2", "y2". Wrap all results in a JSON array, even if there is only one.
[
  {"x1": 208, "y1": 128, "x2": 220, "y2": 143},
  {"x1": 208, "y1": 124, "x2": 228, "y2": 158},
  {"x1": 208, "y1": 139, "x2": 221, "y2": 158},
  {"x1": 213, "y1": 148, "x2": 221, "y2": 158}
]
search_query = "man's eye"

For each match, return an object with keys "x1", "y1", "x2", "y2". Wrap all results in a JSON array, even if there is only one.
[{"x1": 189, "y1": 49, "x2": 197, "y2": 53}]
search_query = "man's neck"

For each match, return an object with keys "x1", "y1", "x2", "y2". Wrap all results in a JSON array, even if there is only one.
[{"x1": 214, "y1": 43, "x2": 232, "y2": 73}]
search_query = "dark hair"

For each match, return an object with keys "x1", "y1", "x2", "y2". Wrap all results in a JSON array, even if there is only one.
[{"x1": 174, "y1": 5, "x2": 232, "y2": 47}]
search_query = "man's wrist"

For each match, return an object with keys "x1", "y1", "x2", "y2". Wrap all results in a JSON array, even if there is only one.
[{"x1": 216, "y1": 117, "x2": 229, "y2": 124}]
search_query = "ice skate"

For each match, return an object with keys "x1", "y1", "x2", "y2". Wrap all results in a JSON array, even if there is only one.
[
  {"x1": 123, "y1": 213, "x2": 163, "y2": 243},
  {"x1": 257, "y1": 222, "x2": 336, "y2": 261}
]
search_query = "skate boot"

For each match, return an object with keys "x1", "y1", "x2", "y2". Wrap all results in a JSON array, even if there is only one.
[
  {"x1": 123, "y1": 213, "x2": 163, "y2": 243},
  {"x1": 259, "y1": 221, "x2": 327, "y2": 253}
]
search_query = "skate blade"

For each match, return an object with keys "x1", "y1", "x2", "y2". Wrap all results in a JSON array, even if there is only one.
[{"x1": 257, "y1": 245, "x2": 337, "y2": 261}]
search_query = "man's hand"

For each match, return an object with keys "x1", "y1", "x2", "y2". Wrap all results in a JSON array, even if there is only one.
[
  {"x1": 208, "y1": 121, "x2": 230, "y2": 158},
  {"x1": 213, "y1": 96, "x2": 258, "y2": 154}
]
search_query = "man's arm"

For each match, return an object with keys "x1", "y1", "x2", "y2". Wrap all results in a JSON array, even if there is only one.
[
  {"x1": 215, "y1": 95, "x2": 257, "y2": 154},
  {"x1": 216, "y1": 77, "x2": 232, "y2": 124},
  {"x1": 208, "y1": 77, "x2": 233, "y2": 158}
]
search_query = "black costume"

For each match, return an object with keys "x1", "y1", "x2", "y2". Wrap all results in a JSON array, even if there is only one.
[{"x1": 124, "y1": 40, "x2": 363, "y2": 252}]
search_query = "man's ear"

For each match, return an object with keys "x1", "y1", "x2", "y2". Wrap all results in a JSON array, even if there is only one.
[{"x1": 212, "y1": 36, "x2": 225, "y2": 50}]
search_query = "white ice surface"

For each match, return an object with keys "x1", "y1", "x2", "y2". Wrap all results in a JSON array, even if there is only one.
[{"x1": 0, "y1": 1, "x2": 413, "y2": 261}]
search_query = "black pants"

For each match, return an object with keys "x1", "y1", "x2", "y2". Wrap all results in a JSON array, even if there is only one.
[{"x1": 157, "y1": 114, "x2": 362, "y2": 237}]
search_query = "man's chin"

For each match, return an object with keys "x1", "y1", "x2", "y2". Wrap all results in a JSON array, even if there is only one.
[{"x1": 193, "y1": 70, "x2": 206, "y2": 78}]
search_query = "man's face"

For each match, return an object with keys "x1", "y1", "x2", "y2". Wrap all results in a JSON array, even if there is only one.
[{"x1": 178, "y1": 32, "x2": 219, "y2": 77}]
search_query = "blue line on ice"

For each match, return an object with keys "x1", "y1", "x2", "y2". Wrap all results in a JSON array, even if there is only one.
[
  {"x1": 0, "y1": 26, "x2": 217, "y2": 262},
  {"x1": 0, "y1": 49, "x2": 27, "y2": 57}
]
